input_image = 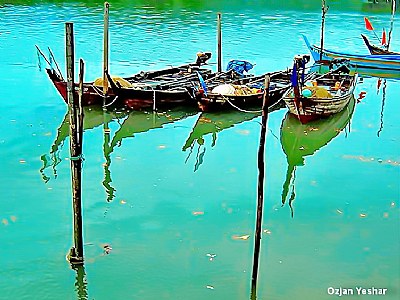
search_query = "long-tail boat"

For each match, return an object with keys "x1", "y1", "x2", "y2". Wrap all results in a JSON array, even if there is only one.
[
  {"x1": 361, "y1": 34, "x2": 399, "y2": 55},
  {"x1": 282, "y1": 58, "x2": 357, "y2": 124},
  {"x1": 303, "y1": 35, "x2": 400, "y2": 72},
  {"x1": 37, "y1": 47, "x2": 214, "y2": 109},
  {"x1": 194, "y1": 55, "x2": 311, "y2": 112},
  {"x1": 280, "y1": 95, "x2": 356, "y2": 216},
  {"x1": 195, "y1": 70, "x2": 292, "y2": 112}
]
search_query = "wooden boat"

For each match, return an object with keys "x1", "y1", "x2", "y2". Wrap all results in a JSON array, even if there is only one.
[
  {"x1": 195, "y1": 69, "x2": 295, "y2": 112},
  {"x1": 361, "y1": 1, "x2": 397, "y2": 55},
  {"x1": 41, "y1": 49, "x2": 213, "y2": 109},
  {"x1": 282, "y1": 62, "x2": 358, "y2": 124},
  {"x1": 280, "y1": 95, "x2": 356, "y2": 216},
  {"x1": 361, "y1": 34, "x2": 399, "y2": 55},
  {"x1": 303, "y1": 35, "x2": 400, "y2": 72},
  {"x1": 195, "y1": 55, "x2": 311, "y2": 112}
]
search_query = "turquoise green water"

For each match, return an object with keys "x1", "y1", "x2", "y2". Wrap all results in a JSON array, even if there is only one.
[{"x1": 0, "y1": 1, "x2": 399, "y2": 299}]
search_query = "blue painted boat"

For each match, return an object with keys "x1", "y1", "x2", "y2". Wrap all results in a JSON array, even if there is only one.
[{"x1": 302, "y1": 35, "x2": 400, "y2": 72}]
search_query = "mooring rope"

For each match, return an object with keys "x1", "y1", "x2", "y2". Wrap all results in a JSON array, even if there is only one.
[
  {"x1": 221, "y1": 95, "x2": 262, "y2": 113},
  {"x1": 104, "y1": 95, "x2": 119, "y2": 107}
]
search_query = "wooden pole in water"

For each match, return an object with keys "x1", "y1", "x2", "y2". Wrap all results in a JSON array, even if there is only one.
[
  {"x1": 65, "y1": 22, "x2": 84, "y2": 264},
  {"x1": 387, "y1": 0, "x2": 396, "y2": 50},
  {"x1": 102, "y1": 2, "x2": 111, "y2": 165},
  {"x1": 103, "y1": 2, "x2": 110, "y2": 107},
  {"x1": 251, "y1": 75, "x2": 270, "y2": 299},
  {"x1": 320, "y1": 0, "x2": 329, "y2": 61},
  {"x1": 217, "y1": 13, "x2": 222, "y2": 73}
]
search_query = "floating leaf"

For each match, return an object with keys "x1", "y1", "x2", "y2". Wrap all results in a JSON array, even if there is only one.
[
  {"x1": 2, "y1": 219, "x2": 9, "y2": 226},
  {"x1": 206, "y1": 253, "x2": 217, "y2": 261},
  {"x1": 232, "y1": 234, "x2": 250, "y2": 240},
  {"x1": 10, "y1": 216, "x2": 17, "y2": 222},
  {"x1": 237, "y1": 129, "x2": 250, "y2": 135},
  {"x1": 192, "y1": 211, "x2": 204, "y2": 216},
  {"x1": 359, "y1": 213, "x2": 367, "y2": 218}
]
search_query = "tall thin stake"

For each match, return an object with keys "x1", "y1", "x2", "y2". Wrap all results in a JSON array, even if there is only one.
[
  {"x1": 251, "y1": 75, "x2": 270, "y2": 299},
  {"x1": 387, "y1": 0, "x2": 396, "y2": 50},
  {"x1": 66, "y1": 22, "x2": 84, "y2": 264},
  {"x1": 320, "y1": 0, "x2": 329, "y2": 61},
  {"x1": 103, "y1": 2, "x2": 110, "y2": 107},
  {"x1": 102, "y1": 2, "x2": 111, "y2": 174},
  {"x1": 217, "y1": 13, "x2": 222, "y2": 73}
]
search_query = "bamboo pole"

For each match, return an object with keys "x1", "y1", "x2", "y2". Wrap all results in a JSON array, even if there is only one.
[
  {"x1": 103, "y1": 2, "x2": 110, "y2": 105},
  {"x1": 217, "y1": 13, "x2": 222, "y2": 73},
  {"x1": 102, "y1": 1, "x2": 111, "y2": 177},
  {"x1": 251, "y1": 75, "x2": 270, "y2": 299},
  {"x1": 48, "y1": 46, "x2": 64, "y2": 81},
  {"x1": 65, "y1": 22, "x2": 84, "y2": 264},
  {"x1": 387, "y1": 0, "x2": 396, "y2": 50},
  {"x1": 320, "y1": 0, "x2": 329, "y2": 61}
]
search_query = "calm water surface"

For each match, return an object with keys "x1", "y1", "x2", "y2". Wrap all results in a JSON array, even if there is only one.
[{"x1": 0, "y1": 1, "x2": 399, "y2": 299}]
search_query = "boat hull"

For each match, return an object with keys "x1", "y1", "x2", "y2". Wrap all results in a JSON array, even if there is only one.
[
  {"x1": 46, "y1": 69, "x2": 196, "y2": 110},
  {"x1": 196, "y1": 70, "x2": 292, "y2": 112},
  {"x1": 303, "y1": 35, "x2": 400, "y2": 72},
  {"x1": 282, "y1": 70, "x2": 358, "y2": 124},
  {"x1": 284, "y1": 92, "x2": 353, "y2": 123},
  {"x1": 197, "y1": 88, "x2": 286, "y2": 112}
]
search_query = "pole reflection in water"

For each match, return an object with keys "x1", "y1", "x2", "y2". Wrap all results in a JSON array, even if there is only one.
[
  {"x1": 72, "y1": 264, "x2": 88, "y2": 300},
  {"x1": 102, "y1": 116, "x2": 115, "y2": 202},
  {"x1": 280, "y1": 96, "x2": 356, "y2": 216},
  {"x1": 377, "y1": 79, "x2": 387, "y2": 137}
]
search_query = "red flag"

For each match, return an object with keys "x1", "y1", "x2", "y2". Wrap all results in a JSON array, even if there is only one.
[
  {"x1": 381, "y1": 29, "x2": 387, "y2": 45},
  {"x1": 364, "y1": 17, "x2": 374, "y2": 31}
]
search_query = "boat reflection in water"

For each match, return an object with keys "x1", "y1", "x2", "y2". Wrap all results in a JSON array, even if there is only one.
[
  {"x1": 41, "y1": 106, "x2": 195, "y2": 201},
  {"x1": 182, "y1": 111, "x2": 258, "y2": 171},
  {"x1": 183, "y1": 103, "x2": 284, "y2": 172},
  {"x1": 279, "y1": 96, "x2": 356, "y2": 216},
  {"x1": 39, "y1": 106, "x2": 123, "y2": 184}
]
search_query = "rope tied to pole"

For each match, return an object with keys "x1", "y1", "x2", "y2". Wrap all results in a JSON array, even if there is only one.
[{"x1": 69, "y1": 154, "x2": 85, "y2": 161}]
